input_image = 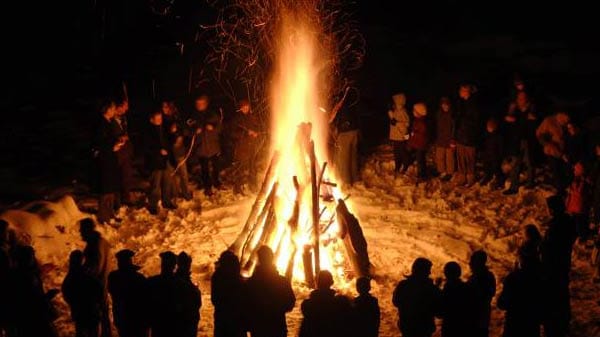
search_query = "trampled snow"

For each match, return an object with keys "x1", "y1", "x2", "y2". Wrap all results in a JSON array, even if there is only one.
[{"x1": 5, "y1": 145, "x2": 600, "y2": 337}]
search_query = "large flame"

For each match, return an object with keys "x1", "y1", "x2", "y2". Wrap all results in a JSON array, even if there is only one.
[{"x1": 266, "y1": 11, "x2": 348, "y2": 286}]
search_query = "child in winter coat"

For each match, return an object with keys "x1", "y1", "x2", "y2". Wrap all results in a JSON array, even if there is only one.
[
  {"x1": 565, "y1": 162, "x2": 592, "y2": 241},
  {"x1": 408, "y1": 103, "x2": 429, "y2": 180},
  {"x1": 480, "y1": 118, "x2": 504, "y2": 189},
  {"x1": 388, "y1": 93, "x2": 411, "y2": 175}
]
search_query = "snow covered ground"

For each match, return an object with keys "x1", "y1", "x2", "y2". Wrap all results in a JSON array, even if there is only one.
[{"x1": 12, "y1": 145, "x2": 600, "y2": 337}]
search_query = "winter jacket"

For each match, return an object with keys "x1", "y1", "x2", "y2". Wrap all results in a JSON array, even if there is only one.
[
  {"x1": 536, "y1": 116, "x2": 565, "y2": 158},
  {"x1": 408, "y1": 116, "x2": 429, "y2": 150},
  {"x1": 435, "y1": 108, "x2": 454, "y2": 147},
  {"x1": 83, "y1": 231, "x2": 112, "y2": 290},
  {"x1": 388, "y1": 94, "x2": 410, "y2": 141},
  {"x1": 190, "y1": 109, "x2": 222, "y2": 158},
  {"x1": 107, "y1": 267, "x2": 149, "y2": 332},
  {"x1": 62, "y1": 267, "x2": 103, "y2": 325},
  {"x1": 392, "y1": 276, "x2": 441, "y2": 337},
  {"x1": 300, "y1": 288, "x2": 340, "y2": 337},
  {"x1": 246, "y1": 264, "x2": 295, "y2": 337},
  {"x1": 497, "y1": 267, "x2": 543, "y2": 337},
  {"x1": 467, "y1": 268, "x2": 496, "y2": 335},
  {"x1": 439, "y1": 280, "x2": 473, "y2": 337},
  {"x1": 94, "y1": 117, "x2": 120, "y2": 193},
  {"x1": 147, "y1": 272, "x2": 181, "y2": 337},
  {"x1": 503, "y1": 113, "x2": 526, "y2": 156},
  {"x1": 454, "y1": 97, "x2": 480, "y2": 146},
  {"x1": 211, "y1": 269, "x2": 246, "y2": 337},
  {"x1": 144, "y1": 124, "x2": 172, "y2": 171},
  {"x1": 482, "y1": 130, "x2": 504, "y2": 165},
  {"x1": 353, "y1": 294, "x2": 380, "y2": 337},
  {"x1": 175, "y1": 272, "x2": 202, "y2": 337}
]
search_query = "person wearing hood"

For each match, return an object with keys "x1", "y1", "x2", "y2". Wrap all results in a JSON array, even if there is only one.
[
  {"x1": 388, "y1": 93, "x2": 411, "y2": 176},
  {"x1": 434, "y1": 97, "x2": 455, "y2": 181},
  {"x1": 107, "y1": 249, "x2": 149, "y2": 337},
  {"x1": 246, "y1": 246, "x2": 295, "y2": 337},
  {"x1": 408, "y1": 102, "x2": 430, "y2": 180},
  {"x1": 392, "y1": 258, "x2": 442, "y2": 337}
]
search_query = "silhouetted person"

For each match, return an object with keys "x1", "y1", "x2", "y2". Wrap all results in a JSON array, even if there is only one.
[
  {"x1": 392, "y1": 257, "x2": 441, "y2": 337},
  {"x1": 230, "y1": 99, "x2": 263, "y2": 194},
  {"x1": 466, "y1": 250, "x2": 496, "y2": 337},
  {"x1": 541, "y1": 195, "x2": 577, "y2": 337},
  {"x1": 353, "y1": 277, "x2": 380, "y2": 337},
  {"x1": 439, "y1": 262, "x2": 471, "y2": 337},
  {"x1": 108, "y1": 249, "x2": 148, "y2": 337},
  {"x1": 498, "y1": 253, "x2": 543, "y2": 337},
  {"x1": 63, "y1": 250, "x2": 103, "y2": 337},
  {"x1": 246, "y1": 246, "x2": 295, "y2": 337},
  {"x1": 10, "y1": 245, "x2": 57, "y2": 337},
  {"x1": 0, "y1": 220, "x2": 10, "y2": 336},
  {"x1": 211, "y1": 251, "x2": 246, "y2": 337},
  {"x1": 148, "y1": 251, "x2": 179, "y2": 337},
  {"x1": 80, "y1": 218, "x2": 112, "y2": 337},
  {"x1": 517, "y1": 225, "x2": 542, "y2": 271},
  {"x1": 112, "y1": 98, "x2": 135, "y2": 206},
  {"x1": 453, "y1": 84, "x2": 480, "y2": 187},
  {"x1": 175, "y1": 252, "x2": 202, "y2": 337},
  {"x1": 480, "y1": 118, "x2": 504, "y2": 189},
  {"x1": 300, "y1": 270, "x2": 340, "y2": 337}
]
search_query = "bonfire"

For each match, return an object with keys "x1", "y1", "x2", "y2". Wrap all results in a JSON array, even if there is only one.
[{"x1": 228, "y1": 7, "x2": 370, "y2": 288}]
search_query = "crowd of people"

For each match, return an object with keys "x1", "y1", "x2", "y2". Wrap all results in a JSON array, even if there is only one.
[{"x1": 0, "y1": 192, "x2": 585, "y2": 337}]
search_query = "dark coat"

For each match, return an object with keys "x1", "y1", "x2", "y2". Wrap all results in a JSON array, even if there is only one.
[
  {"x1": 482, "y1": 130, "x2": 504, "y2": 166},
  {"x1": 191, "y1": 109, "x2": 222, "y2": 158},
  {"x1": 435, "y1": 109, "x2": 454, "y2": 147},
  {"x1": 300, "y1": 288, "x2": 339, "y2": 337},
  {"x1": 175, "y1": 273, "x2": 202, "y2": 337},
  {"x1": 83, "y1": 231, "x2": 112, "y2": 289},
  {"x1": 147, "y1": 273, "x2": 181, "y2": 337},
  {"x1": 211, "y1": 269, "x2": 246, "y2": 337},
  {"x1": 454, "y1": 97, "x2": 480, "y2": 146},
  {"x1": 94, "y1": 117, "x2": 120, "y2": 193},
  {"x1": 503, "y1": 114, "x2": 525, "y2": 156},
  {"x1": 540, "y1": 213, "x2": 577, "y2": 285},
  {"x1": 353, "y1": 294, "x2": 380, "y2": 337},
  {"x1": 144, "y1": 124, "x2": 171, "y2": 171},
  {"x1": 408, "y1": 116, "x2": 429, "y2": 150},
  {"x1": 62, "y1": 267, "x2": 103, "y2": 326},
  {"x1": 497, "y1": 267, "x2": 543, "y2": 337},
  {"x1": 392, "y1": 276, "x2": 441, "y2": 337},
  {"x1": 107, "y1": 267, "x2": 148, "y2": 332},
  {"x1": 467, "y1": 268, "x2": 496, "y2": 337},
  {"x1": 246, "y1": 264, "x2": 296, "y2": 337},
  {"x1": 439, "y1": 279, "x2": 472, "y2": 337}
]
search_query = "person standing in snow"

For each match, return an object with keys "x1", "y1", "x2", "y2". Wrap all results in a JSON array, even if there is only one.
[
  {"x1": 147, "y1": 251, "x2": 180, "y2": 337},
  {"x1": 408, "y1": 102, "x2": 430, "y2": 181},
  {"x1": 63, "y1": 250, "x2": 104, "y2": 337},
  {"x1": 353, "y1": 277, "x2": 380, "y2": 337},
  {"x1": 330, "y1": 89, "x2": 361, "y2": 187},
  {"x1": 112, "y1": 98, "x2": 135, "y2": 207},
  {"x1": 392, "y1": 257, "x2": 442, "y2": 337},
  {"x1": 211, "y1": 251, "x2": 247, "y2": 337},
  {"x1": 438, "y1": 262, "x2": 473, "y2": 337},
  {"x1": 108, "y1": 249, "x2": 149, "y2": 337},
  {"x1": 453, "y1": 84, "x2": 480, "y2": 187},
  {"x1": 94, "y1": 100, "x2": 124, "y2": 225},
  {"x1": 188, "y1": 94, "x2": 223, "y2": 196},
  {"x1": 434, "y1": 97, "x2": 455, "y2": 181},
  {"x1": 540, "y1": 195, "x2": 577, "y2": 337},
  {"x1": 466, "y1": 250, "x2": 496, "y2": 337},
  {"x1": 480, "y1": 118, "x2": 504, "y2": 189},
  {"x1": 80, "y1": 218, "x2": 113, "y2": 337},
  {"x1": 145, "y1": 109, "x2": 177, "y2": 215},
  {"x1": 229, "y1": 99, "x2": 263, "y2": 194},
  {"x1": 388, "y1": 93, "x2": 411, "y2": 176},
  {"x1": 163, "y1": 100, "x2": 193, "y2": 201},
  {"x1": 536, "y1": 112, "x2": 570, "y2": 194},
  {"x1": 565, "y1": 162, "x2": 592, "y2": 242},
  {"x1": 497, "y1": 251, "x2": 544, "y2": 337},
  {"x1": 246, "y1": 246, "x2": 296, "y2": 337},
  {"x1": 175, "y1": 252, "x2": 202, "y2": 337}
]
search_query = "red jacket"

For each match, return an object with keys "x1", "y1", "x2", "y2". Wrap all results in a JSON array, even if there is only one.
[
  {"x1": 408, "y1": 117, "x2": 429, "y2": 150},
  {"x1": 565, "y1": 177, "x2": 591, "y2": 215}
]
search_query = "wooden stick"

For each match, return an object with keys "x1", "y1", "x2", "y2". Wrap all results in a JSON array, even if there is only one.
[
  {"x1": 285, "y1": 245, "x2": 297, "y2": 281},
  {"x1": 302, "y1": 245, "x2": 315, "y2": 288},
  {"x1": 243, "y1": 202, "x2": 278, "y2": 274},
  {"x1": 230, "y1": 152, "x2": 280, "y2": 256},
  {"x1": 336, "y1": 199, "x2": 371, "y2": 278},
  {"x1": 309, "y1": 141, "x2": 321, "y2": 278},
  {"x1": 240, "y1": 182, "x2": 279, "y2": 265}
]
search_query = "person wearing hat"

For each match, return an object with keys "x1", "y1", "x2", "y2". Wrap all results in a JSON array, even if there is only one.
[
  {"x1": 408, "y1": 102, "x2": 430, "y2": 181},
  {"x1": 108, "y1": 249, "x2": 148, "y2": 337},
  {"x1": 388, "y1": 93, "x2": 411, "y2": 176},
  {"x1": 246, "y1": 246, "x2": 295, "y2": 337},
  {"x1": 392, "y1": 257, "x2": 442, "y2": 337},
  {"x1": 147, "y1": 251, "x2": 179, "y2": 337},
  {"x1": 175, "y1": 252, "x2": 201, "y2": 337}
]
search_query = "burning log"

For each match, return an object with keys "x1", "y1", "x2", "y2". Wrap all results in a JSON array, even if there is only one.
[
  {"x1": 336, "y1": 199, "x2": 371, "y2": 278},
  {"x1": 309, "y1": 141, "x2": 321, "y2": 278},
  {"x1": 243, "y1": 201, "x2": 279, "y2": 274},
  {"x1": 240, "y1": 182, "x2": 279, "y2": 266},
  {"x1": 302, "y1": 245, "x2": 315, "y2": 288},
  {"x1": 230, "y1": 152, "x2": 280, "y2": 257}
]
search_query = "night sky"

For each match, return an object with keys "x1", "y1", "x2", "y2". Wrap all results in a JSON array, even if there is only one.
[{"x1": 2, "y1": 0, "x2": 599, "y2": 201}]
